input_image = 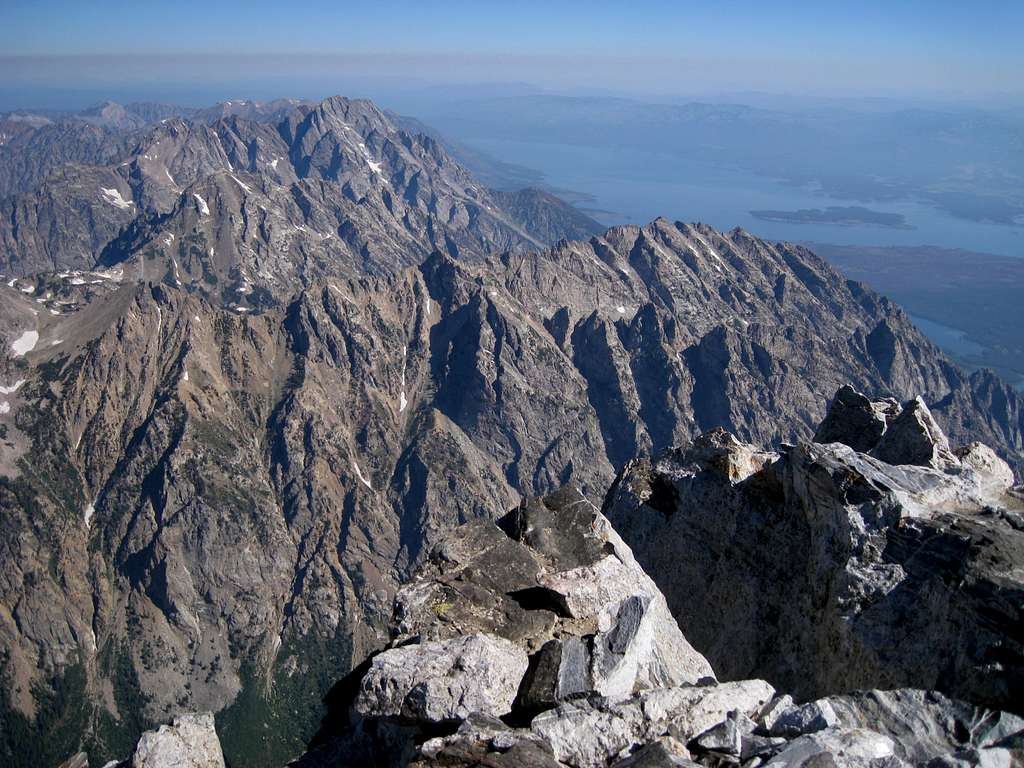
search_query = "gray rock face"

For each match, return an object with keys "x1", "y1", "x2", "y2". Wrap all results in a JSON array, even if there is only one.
[
  {"x1": 528, "y1": 680, "x2": 776, "y2": 768},
  {"x1": 767, "y1": 699, "x2": 839, "y2": 737},
  {"x1": 131, "y1": 713, "x2": 224, "y2": 768},
  {"x1": 392, "y1": 487, "x2": 714, "y2": 708},
  {"x1": 813, "y1": 384, "x2": 900, "y2": 452},
  {"x1": 354, "y1": 633, "x2": 529, "y2": 723},
  {"x1": 871, "y1": 395, "x2": 960, "y2": 468},
  {"x1": 604, "y1": 386, "x2": 1024, "y2": 714}
]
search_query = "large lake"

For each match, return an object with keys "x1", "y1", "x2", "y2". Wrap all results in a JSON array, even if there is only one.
[{"x1": 465, "y1": 137, "x2": 1024, "y2": 259}]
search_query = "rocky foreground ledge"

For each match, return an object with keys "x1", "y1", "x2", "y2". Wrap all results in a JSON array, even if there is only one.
[{"x1": 60, "y1": 387, "x2": 1023, "y2": 767}]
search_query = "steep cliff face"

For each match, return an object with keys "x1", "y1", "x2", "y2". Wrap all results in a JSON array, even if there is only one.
[
  {"x1": 604, "y1": 386, "x2": 1024, "y2": 715},
  {"x1": 1, "y1": 213, "x2": 1023, "y2": 765}
]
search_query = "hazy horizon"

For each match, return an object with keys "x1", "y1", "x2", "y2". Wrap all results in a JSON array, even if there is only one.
[{"x1": 3, "y1": 0, "x2": 1023, "y2": 112}]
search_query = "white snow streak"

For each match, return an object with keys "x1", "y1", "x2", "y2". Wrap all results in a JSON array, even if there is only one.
[
  {"x1": 399, "y1": 391, "x2": 408, "y2": 413},
  {"x1": 616, "y1": 305, "x2": 626, "y2": 314},
  {"x1": 0, "y1": 380, "x2": 26, "y2": 394},
  {"x1": 0, "y1": 402, "x2": 8, "y2": 415},
  {"x1": 352, "y1": 461, "x2": 372, "y2": 490},
  {"x1": 193, "y1": 193, "x2": 210, "y2": 215},
  {"x1": 694, "y1": 234, "x2": 725, "y2": 273},
  {"x1": 230, "y1": 174, "x2": 252, "y2": 193},
  {"x1": 100, "y1": 187, "x2": 134, "y2": 210}
]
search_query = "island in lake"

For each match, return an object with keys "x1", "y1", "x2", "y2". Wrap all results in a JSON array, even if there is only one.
[{"x1": 750, "y1": 205, "x2": 913, "y2": 229}]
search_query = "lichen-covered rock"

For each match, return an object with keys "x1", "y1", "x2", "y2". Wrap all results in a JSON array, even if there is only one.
[
  {"x1": 131, "y1": 713, "x2": 225, "y2": 768},
  {"x1": 354, "y1": 633, "x2": 529, "y2": 724}
]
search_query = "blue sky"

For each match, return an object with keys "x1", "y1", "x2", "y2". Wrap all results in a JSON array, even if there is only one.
[{"x1": 1, "y1": 0, "x2": 1022, "y2": 107}]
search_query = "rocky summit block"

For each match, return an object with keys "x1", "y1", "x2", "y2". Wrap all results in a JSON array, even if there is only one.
[
  {"x1": 130, "y1": 713, "x2": 225, "y2": 768},
  {"x1": 391, "y1": 486, "x2": 715, "y2": 713},
  {"x1": 605, "y1": 384, "x2": 1024, "y2": 714},
  {"x1": 354, "y1": 633, "x2": 530, "y2": 723}
]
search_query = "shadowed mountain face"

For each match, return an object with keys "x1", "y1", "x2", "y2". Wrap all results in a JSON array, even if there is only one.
[{"x1": 0, "y1": 211, "x2": 1022, "y2": 765}]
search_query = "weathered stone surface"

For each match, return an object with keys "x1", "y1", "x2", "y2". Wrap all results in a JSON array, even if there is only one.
[
  {"x1": 412, "y1": 713, "x2": 562, "y2": 768},
  {"x1": 956, "y1": 441, "x2": 1016, "y2": 491},
  {"x1": 762, "y1": 728, "x2": 896, "y2": 767},
  {"x1": 827, "y1": 689, "x2": 1024, "y2": 765},
  {"x1": 767, "y1": 699, "x2": 838, "y2": 737},
  {"x1": 131, "y1": 713, "x2": 224, "y2": 768},
  {"x1": 604, "y1": 396, "x2": 1024, "y2": 714},
  {"x1": 871, "y1": 396, "x2": 959, "y2": 468},
  {"x1": 354, "y1": 633, "x2": 529, "y2": 723},
  {"x1": 529, "y1": 680, "x2": 775, "y2": 768},
  {"x1": 395, "y1": 487, "x2": 714, "y2": 709},
  {"x1": 813, "y1": 384, "x2": 901, "y2": 452},
  {"x1": 611, "y1": 736, "x2": 697, "y2": 767}
]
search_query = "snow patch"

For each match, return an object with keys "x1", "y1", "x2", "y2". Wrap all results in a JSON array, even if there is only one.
[
  {"x1": 84, "y1": 501, "x2": 95, "y2": 527},
  {"x1": 100, "y1": 187, "x2": 134, "y2": 210},
  {"x1": 193, "y1": 193, "x2": 210, "y2": 215},
  {"x1": 399, "y1": 391, "x2": 408, "y2": 413},
  {"x1": 183, "y1": 370, "x2": 189, "y2": 381},
  {"x1": 230, "y1": 174, "x2": 252, "y2": 193},
  {"x1": 164, "y1": 168, "x2": 177, "y2": 186},
  {"x1": 0, "y1": 402, "x2": 8, "y2": 414},
  {"x1": 352, "y1": 461, "x2": 372, "y2": 490},
  {"x1": 0, "y1": 380, "x2": 26, "y2": 395},
  {"x1": 616, "y1": 305, "x2": 626, "y2": 314},
  {"x1": 11, "y1": 330, "x2": 38, "y2": 356},
  {"x1": 50, "y1": 339, "x2": 63, "y2": 347},
  {"x1": 425, "y1": 297, "x2": 432, "y2": 317}
]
